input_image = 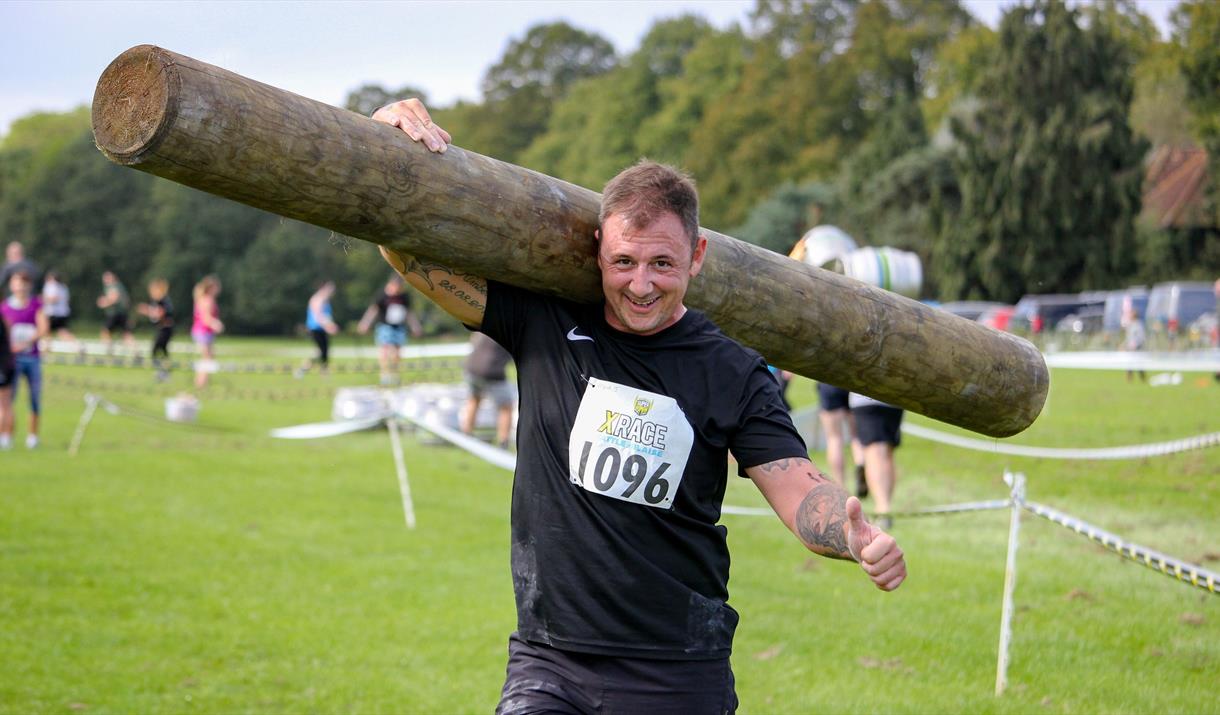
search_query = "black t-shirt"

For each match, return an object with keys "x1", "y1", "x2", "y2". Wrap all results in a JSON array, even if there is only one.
[
  {"x1": 376, "y1": 292, "x2": 411, "y2": 326},
  {"x1": 154, "y1": 297, "x2": 174, "y2": 328},
  {"x1": 481, "y1": 281, "x2": 807, "y2": 660}
]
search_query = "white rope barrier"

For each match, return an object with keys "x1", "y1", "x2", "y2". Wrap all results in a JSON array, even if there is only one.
[
  {"x1": 399, "y1": 413, "x2": 519, "y2": 472},
  {"x1": 901, "y1": 422, "x2": 1220, "y2": 460},
  {"x1": 1042, "y1": 349, "x2": 1220, "y2": 372},
  {"x1": 888, "y1": 499, "x2": 1012, "y2": 517}
]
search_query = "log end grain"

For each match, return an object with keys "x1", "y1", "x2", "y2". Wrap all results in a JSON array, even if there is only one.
[{"x1": 92, "y1": 45, "x2": 177, "y2": 164}]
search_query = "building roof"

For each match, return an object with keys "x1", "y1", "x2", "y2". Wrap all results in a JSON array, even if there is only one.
[{"x1": 1142, "y1": 145, "x2": 1213, "y2": 229}]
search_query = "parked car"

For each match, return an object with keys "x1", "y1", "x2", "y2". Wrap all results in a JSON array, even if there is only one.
[
  {"x1": 938, "y1": 301, "x2": 1007, "y2": 321},
  {"x1": 1101, "y1": 287, "x2": 1148, "y2": 335},
  {"x1": 1188, "y1": 311, "x2": 1217, "y2": 348},
  {"x1": 1055, "y1": 305, "x2": 1105, "y2": 335},
  {"x1": 1010, "y1": 293, "x2": 1105, "y2": 337},
  {"x1": 1145, "y1": 281, "x2": 1216, "y2": 347},
  {"x1": 977, "y1": 305, "x2": 1015, "y2": 332}
]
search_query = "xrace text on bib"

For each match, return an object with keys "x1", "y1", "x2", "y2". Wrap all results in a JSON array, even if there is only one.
[{"x1": 568, "y1": 377, "x2": 694, "y2": 510}]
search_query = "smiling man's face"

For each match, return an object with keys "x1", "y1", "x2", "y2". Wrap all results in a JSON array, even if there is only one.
[{"x1": 597, "y1": 211, "x2": 707, "y2": 336}]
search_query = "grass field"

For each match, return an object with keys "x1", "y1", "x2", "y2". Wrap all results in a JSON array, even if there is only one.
[{"x1": 2, "y1": 337, "x2": 1217, "y2": 714}]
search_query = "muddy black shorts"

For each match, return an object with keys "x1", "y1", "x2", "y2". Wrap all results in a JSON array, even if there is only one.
[
  {"x1": 816, "y1": 383, "x2": 850, "y2": 412},
  {"x1": 496, "y1": 633, "x2": 737, "y2": 715},
  {"x1": 104, "y1": 312, "x2": 129, "y2": 332},
  {"x1": 854, "y1": 405, "x2": 904, "y2": 447}
]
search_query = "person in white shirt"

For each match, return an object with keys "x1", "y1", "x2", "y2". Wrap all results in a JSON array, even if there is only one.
[{"x1": 40, "y1": 271, "x2": 76, "y2": 344}]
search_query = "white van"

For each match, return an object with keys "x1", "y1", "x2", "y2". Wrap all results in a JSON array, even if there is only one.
[{"x1": 1145, "y1": 281, "x2": 1216, "y2": 347}]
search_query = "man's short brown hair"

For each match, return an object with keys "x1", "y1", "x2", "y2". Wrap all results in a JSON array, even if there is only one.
[{"x1": 599, "y1": 160, "x2": 700, "y2": 252}]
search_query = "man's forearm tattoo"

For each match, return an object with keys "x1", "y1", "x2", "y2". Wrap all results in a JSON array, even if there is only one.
[
  {"x1": 757, "y1": 459, "x2": 831, "y2": 484},
  {"x1": 795, "y1": 484, "x2": 852, "y2": 560},
  {"x1": 402, "y1": 256, "x2": 487, "y2": 312}
]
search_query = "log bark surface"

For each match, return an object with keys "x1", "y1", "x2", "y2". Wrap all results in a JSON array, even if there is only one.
[{"x1": 92, "y1": 45, "x2": 1048, "y2": 437}]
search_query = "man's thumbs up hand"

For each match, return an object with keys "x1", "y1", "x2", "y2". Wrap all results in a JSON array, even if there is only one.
[{"x1": 845, "y1": 496, "x2": 906, "y2": 592}]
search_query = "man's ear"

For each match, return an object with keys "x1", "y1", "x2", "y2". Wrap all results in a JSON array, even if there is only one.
[{"x1": 689, "y1": 233, "x2": 708, "y2": 277}]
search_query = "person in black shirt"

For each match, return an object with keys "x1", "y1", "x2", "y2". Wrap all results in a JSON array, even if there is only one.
[
  {"x1": 358, "y1": 277, "x2": 422, "y2": 386},
  {"x1": 373, "y1": 98, "x2": 906, "y2": 713},
  {"x1": 137, "y1": 278, "x2": 175, "y2": 381}
]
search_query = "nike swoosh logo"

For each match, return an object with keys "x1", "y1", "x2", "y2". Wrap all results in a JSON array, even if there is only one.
[{"x1": 566, "y1": 327, "x2": 594, "y2": 343}]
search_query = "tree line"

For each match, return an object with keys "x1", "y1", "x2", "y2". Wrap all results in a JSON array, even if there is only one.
[{"x1": 1, "y1": 0, "x2": 1216, "y2": 335}]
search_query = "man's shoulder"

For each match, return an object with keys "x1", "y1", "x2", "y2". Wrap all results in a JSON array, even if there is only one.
[
  {"x1": 489, "y1": 280, "x2": 586, "y2": 319},
  {"x1": 682, "y1": 309, "x2": 766, "y2": 365}
]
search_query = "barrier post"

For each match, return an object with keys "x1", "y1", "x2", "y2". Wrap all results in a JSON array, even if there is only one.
[
  {"x1": 995, "y1": 471, "x2": 1025, "y2": 696},
  {"x1": 67, "y1": 394, "x2": 102, "y2": 457}
]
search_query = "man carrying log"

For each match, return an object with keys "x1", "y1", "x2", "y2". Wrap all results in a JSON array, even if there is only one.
[{"x1": 373, "y1": 99, "x2": 907, "y2": 714}]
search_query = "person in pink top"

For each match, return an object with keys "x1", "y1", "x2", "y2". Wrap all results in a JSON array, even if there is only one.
[
  {"x1": 190, "y1": 275, "x2": 224, "y2": 390},
  {"x1": 1, "y1": 270, "x2": 49, "y2": 449}
]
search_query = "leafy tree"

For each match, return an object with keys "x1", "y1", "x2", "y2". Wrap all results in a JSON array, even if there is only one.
[
  {"x1": 683, "y1": 41, "x2": 791, "y2": 230},
  {"x1": 229, "y1": 221, "x2": 349, "y2": 334},
  {"x1": 920, "y1": 25, "x2": 998, "y2": 135},
  {"x1": 482, "y1": 22, "x2": 617, "y2": 103},
  {"x1": 0, "y1": 108, "x2": 94, "y2": 241},
  {"x1": 849, "y1": 0, "x2": 973, "y2": 112},
  {"x1": 749, "y1": 0, "x2": 857, "y2": 59},
  {"x1": 344, "y1": 84, "x2": 429, "y2": 116},
  {"x1": 438, "y1": 86, "x2": 554, "y2": 163},
  {"x1": 520, "y1": 16, "x2": 716, "y2": 188},
  {"x1": 435, "y1": 22, "x2": 617, "y2": 165},
  {"x1": 0, "y1": 112, "x2": 164, "y2": 316},
  {"x1": 831, "y1": 94, "x2": 952, "y2": 296},
  {"x1": 1130, "y1": 41, "x2": 1196, "y2": 147},
  {"x1": 838, "y1": 93, "x2": 928, "y2": 208},
  {"x1": 730, "y1": 182, "x2": 840, "y2": 255},
  {"x1": 1134, "y1": 222, "x2": 1220, "y2": 284},
  {"x1": 1081, "y1": 0, "x2": 1160, "y2": 60},
  {"x1": 688, "y1": 0, "x2": 970, "y2": 229},
  {"x1": 635, "y1": 28, "x2": 749, "y2": 167},
  {"x1": 933, "y1": 0, "x2": 1148, "y2": 302},
  {"x1": 1173, "y1": 0, "x2": 1220, "y2": 218}
]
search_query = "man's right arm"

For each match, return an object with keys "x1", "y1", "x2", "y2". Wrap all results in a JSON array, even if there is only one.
[
  {"x1": 371, "y1": 99, "x2": 484, "y2": 328},
  {"x1": 379, "y1": 246, "x2": 486, "y2": 329}
]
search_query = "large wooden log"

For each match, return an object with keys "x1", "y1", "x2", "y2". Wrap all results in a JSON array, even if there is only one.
[{"x1": 92, "y1": 44, "x2": 1048, "y2": 437}]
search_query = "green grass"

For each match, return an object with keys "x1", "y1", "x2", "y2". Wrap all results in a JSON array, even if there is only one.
[{"x1": 1, "y1": 346, "x2": 1217, "y2": 714}]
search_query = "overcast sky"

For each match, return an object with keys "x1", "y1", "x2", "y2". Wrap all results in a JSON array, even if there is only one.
[{"x1": 0, "y1": 0, "x2": 1178, "y2": 138}]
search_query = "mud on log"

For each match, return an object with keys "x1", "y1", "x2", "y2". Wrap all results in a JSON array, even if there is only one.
[{"x1": 92, "y1": 44, "x2": 1048, "y2": 437}]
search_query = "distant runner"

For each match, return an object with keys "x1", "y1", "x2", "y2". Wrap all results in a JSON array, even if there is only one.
[
  {"x1": 358, "y1": 277, "x2": 421, "y2": 386},
  {"x1": 96, "y1": 270, "x2": 134, "y2": 352}
]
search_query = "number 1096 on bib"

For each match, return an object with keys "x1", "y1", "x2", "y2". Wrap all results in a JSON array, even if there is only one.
[{"x1": 571, "y1": 441, "x2": 677, "y2": 509}]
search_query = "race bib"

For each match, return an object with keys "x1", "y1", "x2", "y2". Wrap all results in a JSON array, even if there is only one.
[
  {"x1": 385, "y1": 303, "x2": 407, "y2": 325},
  {"x1": 568, "y1": 377, "x2": 694, "y2": 510},
  {"x1": 10, "y1": 323, "x2": 37, "y2": 353}
]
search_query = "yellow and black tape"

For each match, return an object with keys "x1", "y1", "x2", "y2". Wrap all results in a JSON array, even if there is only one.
[{"x1": 1023, "y1": 500, "x2": 1218, "y2": 596}]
